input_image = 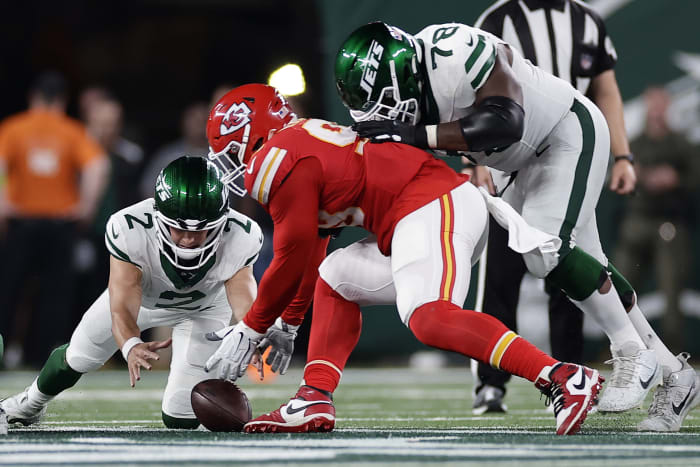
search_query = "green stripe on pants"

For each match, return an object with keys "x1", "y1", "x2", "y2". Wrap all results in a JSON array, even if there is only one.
[{"x1": 558, "y1": 98, "x2": 595, "y2": 256}]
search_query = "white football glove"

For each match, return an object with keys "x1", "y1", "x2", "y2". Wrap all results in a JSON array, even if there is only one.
[
  {"x1": 204, "y1": 321, "x2": 264, "y2": 381},
  {"x1": 258, "y1": 317, "x2": 299, "y2": 375}
]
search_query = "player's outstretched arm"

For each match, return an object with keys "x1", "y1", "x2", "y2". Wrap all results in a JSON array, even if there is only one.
[
  {"x1": 108, "y1": 255, "x2": 168, "y2": 387},
  {"x1": 225, "y1": 265, "x2": 257, "y2": 323}
]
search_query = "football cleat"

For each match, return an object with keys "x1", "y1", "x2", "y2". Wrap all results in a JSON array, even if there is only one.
[
  {"x1": 244, "y1": 385, "x2": 335, "y2": 433},
  {"x1": 535, "y1": 362, "x2": 603, "y2": 435},
  {"x1": 1, "y1": 387, "x2": 47, "y2": 426},
  {"x1": 597, "y1": 341, "x2": 661, "y2": 412},
  {"x1": 472, "y1": 384, "x2": 507, "y2": 415},
  {"x1": 638, "y1": 353, "x2": 700, "y2": 432}
]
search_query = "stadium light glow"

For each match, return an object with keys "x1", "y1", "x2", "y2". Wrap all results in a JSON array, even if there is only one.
[{"x1": 268, "y1": 63, "x2": 306, "y2": 96}]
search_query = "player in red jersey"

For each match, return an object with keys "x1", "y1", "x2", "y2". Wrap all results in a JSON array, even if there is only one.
[{"x1": 203, "y1": 84, "x2": 603, "y2": 435}]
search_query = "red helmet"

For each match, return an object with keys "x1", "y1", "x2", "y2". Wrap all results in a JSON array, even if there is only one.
[{"x1": 207, "y1": 84, "x2": 296, "y2": 195}]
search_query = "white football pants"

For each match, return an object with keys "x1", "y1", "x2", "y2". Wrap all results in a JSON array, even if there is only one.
[
  {"x1": 319, "y1": 181, "x2": 488, "y2": 325},
  {"x1": 65, "y1": 288, "x2": 231, "y2": 419}
]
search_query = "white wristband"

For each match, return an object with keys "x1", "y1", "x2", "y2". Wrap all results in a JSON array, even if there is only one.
[
  {"x1": 121, "y1": 337, "x2": 144, "y2": 361},
  {"x1": 425, "y1": 125, "x2": 438, "y2": 149}
]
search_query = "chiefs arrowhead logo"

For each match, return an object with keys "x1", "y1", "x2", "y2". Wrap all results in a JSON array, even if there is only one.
[{"x1": 217, "y1": 101, "x2": 252, "y2": 136}]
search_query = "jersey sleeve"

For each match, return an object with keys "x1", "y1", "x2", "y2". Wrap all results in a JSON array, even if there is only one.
[
  {"x1": 240, "y1": 219, "x2": 264, "y2": 268},
  {"x1": 104, "y1": 214, "x2": 142, "y2": 268},
  {"x1": 586, "y1": 7, "x2": 617, "y2": 74},
  {"x1": 243, "y1": 157, "x2": 323, "y2": 333},
  {"x1": 419, "y1": 24, "x2": 498, "y2": 110}
]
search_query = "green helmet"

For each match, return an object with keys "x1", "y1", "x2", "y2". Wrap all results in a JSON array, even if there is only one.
[
  {"x1": 335, "y1": 22, "x2": 423, "y2": 124},
  {"x1": 154, "y1": 156, "x2": 229, "y2": 270}
]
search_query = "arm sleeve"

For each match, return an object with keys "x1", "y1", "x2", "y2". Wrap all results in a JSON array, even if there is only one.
[
  {"x1": 590, "y1": 10, "x2": 617, "y2": 73},
  {"x1": 243, "y1": 157, "x2": 324, "y2": 333}
]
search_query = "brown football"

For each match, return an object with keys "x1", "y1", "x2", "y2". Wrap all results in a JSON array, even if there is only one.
[{"x1": 191, "y1": 379, "x2": 252, "y2": 432}]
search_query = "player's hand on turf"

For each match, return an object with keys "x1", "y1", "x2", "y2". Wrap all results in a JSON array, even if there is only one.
[
  {"x1": 352, "y1": 120, "x2": 428, "y2": 148},
  {"x1": 258, "y1": 317, "x2": 299, "y2": 375},
  {"x1": 204, "y1": 321, "x2": 264, "y2": 381},
  {"x1": 127, "y1": 338, "x2": 172, "y2": 387}
]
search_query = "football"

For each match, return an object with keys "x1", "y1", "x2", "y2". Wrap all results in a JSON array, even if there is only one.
[{"x1": 191, "y1": 379, "x2": 252, "y2": 432}]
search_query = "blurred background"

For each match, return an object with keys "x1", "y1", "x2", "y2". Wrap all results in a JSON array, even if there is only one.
[{"x1": 1, "y1": 0, "x2": 700, "y2": 371}]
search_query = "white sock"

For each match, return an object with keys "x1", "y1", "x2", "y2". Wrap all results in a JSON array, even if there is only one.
[
  {"x1": 572, "y1": 282, "x2": 645, "y2": 349},
  {"x1": 27, "y1": 378, "x2": 54, "y2": 409},
  {"x1": 628, "y1": 304, "x2": 682, "y2": 375}
]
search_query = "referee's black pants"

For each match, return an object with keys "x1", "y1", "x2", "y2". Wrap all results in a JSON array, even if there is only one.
[{"x1": 476, "y1": 215, "x2": 584, "y2": 392}]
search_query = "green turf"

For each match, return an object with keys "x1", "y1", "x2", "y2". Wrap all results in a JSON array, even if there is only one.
[{"x1": 1, "y1": 367, "x2": 698, "y2": 465}]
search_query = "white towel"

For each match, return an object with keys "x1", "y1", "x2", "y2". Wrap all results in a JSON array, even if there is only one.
[{"x1": 478, "y1": 187, "x2": 561, "y2": 277}]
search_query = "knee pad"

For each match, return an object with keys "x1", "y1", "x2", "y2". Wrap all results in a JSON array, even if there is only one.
[
  {"x1": 65, "y1": 348, "x2": 107, "y2": 373},
  {"x1": 318, "y1": 240, "x2": 395, "y2": 306},
  {"x1": 545, "y1": 246, "x2": 607, "y2": 301}
]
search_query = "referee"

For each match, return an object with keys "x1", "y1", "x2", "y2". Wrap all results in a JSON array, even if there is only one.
[{"x1": 471, "y1": 0, "x2": 637, "y2": 413}]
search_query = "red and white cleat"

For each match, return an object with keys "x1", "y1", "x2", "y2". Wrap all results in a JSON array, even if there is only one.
[
  {"x1": 244, "y1": 385, "x2": 335, "y2": 433},
  {"x1": 535, "y1": 363, "x2": 604, "y2": 435}
]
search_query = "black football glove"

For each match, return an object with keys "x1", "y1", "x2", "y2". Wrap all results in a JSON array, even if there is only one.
[{"x1": 352, "y1": 120, "x2": 428, "y2": 149}]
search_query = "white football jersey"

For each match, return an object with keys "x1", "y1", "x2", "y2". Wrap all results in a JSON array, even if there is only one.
[
  {"x1": 104, "y1": 199, "x2": 262, "y2": 311},
  {"x1": 416, "y1": 23, "x2": 580, "y2": 172}
]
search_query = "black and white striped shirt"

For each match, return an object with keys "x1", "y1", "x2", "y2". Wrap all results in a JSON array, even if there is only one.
[{"x1": 475, "y1": 0, "x2": 617, "y2": 95}]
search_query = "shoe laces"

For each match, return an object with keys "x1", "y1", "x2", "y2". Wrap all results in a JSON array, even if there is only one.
[
  {"x1": 540, "y1": 384, "x2": 565, "y2": 416},
  {"x1": 647, "y1": 382, "x2": 671, "y2": 418},
  {"x1": 604, "y1": 355, "x2": 637, "y2": 387}
]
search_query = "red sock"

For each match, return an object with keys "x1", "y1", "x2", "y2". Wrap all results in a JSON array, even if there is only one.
[
  {"x1": 409, "y1": 301, "x2": 557, "y2": 382},
  {"x1": 304, "y1": 279, "x2": 363, "y2": 393}
]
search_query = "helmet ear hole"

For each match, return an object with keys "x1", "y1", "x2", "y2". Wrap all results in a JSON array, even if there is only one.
[{"x1": 251, "y1": 137, "x2": 265, "y2": 153}]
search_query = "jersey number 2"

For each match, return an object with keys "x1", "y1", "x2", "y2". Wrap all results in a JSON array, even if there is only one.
[{"x1": 155, "y1": 290, "x2": 206, "y2": 310}]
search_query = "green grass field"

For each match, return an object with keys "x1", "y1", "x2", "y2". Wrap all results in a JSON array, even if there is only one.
[{"x1": 2, "y1": 366, "x2": 699, "y2": 466}]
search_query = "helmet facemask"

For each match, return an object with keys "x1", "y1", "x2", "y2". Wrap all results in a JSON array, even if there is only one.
[
  {"x1": 348, "y1": 59, "x2": 421, "y2": 125},
  {"x1": 335, "y1": 22, "x2": 424, "y2": 126},
  {"x1": 207, "y1": 123, "x2": 250, "y2": 197},
  {"x1": 155, "y1": 211, "x2": 227, "y2": 271},
  {"x1": 154, "y1": 157, "x2": 230, "y2": 271}
]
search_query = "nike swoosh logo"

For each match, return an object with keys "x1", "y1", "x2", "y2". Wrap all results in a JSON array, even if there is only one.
[
  {"x1": 466, "y1": 35, "x2": 474, "y2": 47},
  {"x1": 673, "y1": 388, "x2": 693, "y2": 415},
  {"x1": 246, "y1": 156, "x2": 257, "y2": 174},
  {"x1": 285, "y1": 400, "x2": 332, "y2": 415},
  {"x1": 640, "y1": 366, "x2": 657, "y2": 389},
  {"x1": 573, "y1": 368, "x2": 587, "y2": 390},
  {"x1": 111, "y1": 224, "x2": 119, "y2": 239},
  {"x1": 535, "y1": 144, "x2": 550, "y2": 157}
]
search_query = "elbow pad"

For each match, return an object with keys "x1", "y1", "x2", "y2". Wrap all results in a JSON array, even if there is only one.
[{"x1": 459, "y1": 96, "x2": 524, "y2": 152}]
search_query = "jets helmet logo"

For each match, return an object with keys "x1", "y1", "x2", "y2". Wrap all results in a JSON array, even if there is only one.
[
  {"x1": 360, "y1": 40, "x2": 384, "y2": 97},
  {"x1": 218, "y1": 102, "x2": 252, "y2": 136},
  {"x1": 155, "y1": 173, "x2": 172, "y2": 202}
]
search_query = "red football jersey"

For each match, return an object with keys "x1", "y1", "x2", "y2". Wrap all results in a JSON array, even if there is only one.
[
  {"x1": 244, "y1": 118, "x2": 466, "y2": 254},
  {"x1": 242, "y1": 118, "x2": 467, "y2": 333}
]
